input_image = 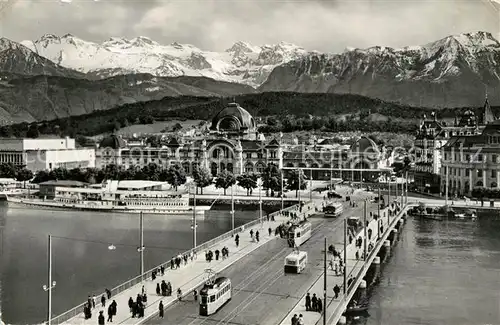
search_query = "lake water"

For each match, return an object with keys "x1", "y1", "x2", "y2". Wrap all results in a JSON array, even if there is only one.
[
  {"x1": 0, "y1": 204, "x2": 259, "y2": 324},
  {"x1": 362, "y1": 214, "x2": 500, "y2": 325}
]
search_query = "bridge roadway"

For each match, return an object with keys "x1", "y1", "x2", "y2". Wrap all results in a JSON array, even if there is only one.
[{"x1": 145, "y1": 197, "x2": 378, "y2": 325}]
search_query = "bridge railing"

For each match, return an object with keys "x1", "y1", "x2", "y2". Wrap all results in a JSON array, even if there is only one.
[
  {"x1": 323, "y1": 204, "x2": 410, "y2": 325},
  {"x1": 49, "y1": 202, "x2": 310, "y2": 325}
]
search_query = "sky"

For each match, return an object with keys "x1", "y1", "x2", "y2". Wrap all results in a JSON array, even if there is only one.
[{"x1": 1, "y1": 0, "x2": 499, "y2": 53}]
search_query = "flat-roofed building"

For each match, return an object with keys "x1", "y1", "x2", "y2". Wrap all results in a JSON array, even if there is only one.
[{"x1": 0, "y1": 137, "x2": 95, "y2": 172}]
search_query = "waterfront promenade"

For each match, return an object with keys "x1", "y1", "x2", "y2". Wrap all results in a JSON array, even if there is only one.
[
  {"x1": 54, "y1": 202, "x2": 316, "y2": 325},
  {"x1": 278, "y1": 201, "x2": 403, "y2": 325}
]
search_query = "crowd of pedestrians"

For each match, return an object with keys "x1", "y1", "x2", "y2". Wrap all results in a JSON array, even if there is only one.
[{"x1": 83, "y1": 289, "x2": 116, "y2": 323}]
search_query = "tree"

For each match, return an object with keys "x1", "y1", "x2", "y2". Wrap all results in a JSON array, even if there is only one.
[
  {"x1": 261, "y1": 164, "x2": 283, "y2": 197},
  {"x1": 15, "y1": 168, "x2": 33, "y2": 188},
  {"x1": 215, "y1": 170, "x2": 236, "y2": 195},
  {"x1": 286, "y1": 169, "x2": 307, "y2": 198},
  {"x1": 172, "y1": 123, "x2": 183, "y2": 132},
  {"x1": 49, "y1": 167, "x2": 70, "y2": 181},
  {"x1": 26, "y1": 124, "x2": 40, "y2": 138},
  {"x1": 0, "y1": 163, "x2": 17, "y2": 178},
  {"x1": 237, "y1": 173, "x2": 258, "y2": 196},
  {"x1": 161, "y1": 163, "x2": 186, "y2": 191},
  {"x1": 192, "y1": 166, "x2": 212, "y2": 194},
  {"x1": 32, "y1": 170, "x2": 53, "y2": 184},
  {"x1": 142, "y1": 163, "x2": 161, "y2": 181}
]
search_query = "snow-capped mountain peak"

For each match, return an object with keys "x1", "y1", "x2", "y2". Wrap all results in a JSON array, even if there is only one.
[
  {"x1": 225, "y1": 41, "x2": 260, "y2": 54},
  {"x1": 20, "y1": 34, "x2": 311, "y2": 86}
]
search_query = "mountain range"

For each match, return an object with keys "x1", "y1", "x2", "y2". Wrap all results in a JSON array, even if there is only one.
[{"x1": 0, "y1": 31, "x2": 499, "y2": 123}]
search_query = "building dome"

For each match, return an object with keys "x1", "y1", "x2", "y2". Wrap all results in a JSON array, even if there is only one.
[
  {"x1": 210, "y1": 103, "x2": 256, "y2": 132},
  {"x1": 99, "y1": 135, "x2": 126, "y2": 149}
]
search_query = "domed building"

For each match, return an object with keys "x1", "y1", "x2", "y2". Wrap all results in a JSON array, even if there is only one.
[
  {"x1": 210, "y1": 103, "x2": 257, "y2": 140},
  {"x1": 96, "y1": 102, "x2": 386, "y2": 181}
]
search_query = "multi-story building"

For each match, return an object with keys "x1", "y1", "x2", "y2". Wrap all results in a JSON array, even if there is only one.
[
  {"x1": 440, "y1": 119, "x2": 500, "y2": 196},
  {"x1": 0, "y1": 137, "x2": 95, "y2": 172},
  {"x1": 97, "y1": 102, "x2": 388, "y2": 180},
  {"x1": 412, "y1": 95, "x2": 495, "y2": 192}
]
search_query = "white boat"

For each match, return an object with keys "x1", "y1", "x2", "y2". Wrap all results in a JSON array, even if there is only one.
[{"x1": 6, "y1": 180, "x2": 207, "y2": 215}]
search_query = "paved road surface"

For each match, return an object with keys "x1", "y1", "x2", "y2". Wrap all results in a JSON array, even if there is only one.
[{"x1": 145, "y1": 200, "x2": 379, "y2": 325}]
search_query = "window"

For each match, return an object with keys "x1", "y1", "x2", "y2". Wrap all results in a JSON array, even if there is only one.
[
  {"x1": 246, "y1": 153, "x2": 252, "y2": 159},
  {"x1": 210, "y1": 295, "x2": 215, "y2": 302},
  {"x1": 201, "y1": 296, "x2": 207, "y2": 304},
  {"x1": 493, "y1": 155, "x2": 498, "y2": 163},
  {"x1": 257, "y1": 152, "x2": 263, "y2": 159},
  {"x1": 466, "y1": 154, "x2": 470, "y2": 162},
  {"x1": 478, "y1": 154, "x2": 483, "y2": 162},
  {"x1": 478, "y1": 170, "x2": 483, "y2": 177},
  {"x1": 492, "y1": 170, "x2": 497, "y2": 178}
]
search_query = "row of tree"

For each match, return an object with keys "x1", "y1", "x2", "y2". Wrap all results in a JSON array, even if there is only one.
[
  {"x1": 471, "y1": 187, "x2": 500, "y2": 199},
  {"x1": 259, "y1": 115, "x2": 418, "y2": 134},
  {"x1": 27, "y1": 162, "x2": 308, "y2": 197},
  {"x1": 0, "y1": 163, "x2": 34, "y2": 187}
]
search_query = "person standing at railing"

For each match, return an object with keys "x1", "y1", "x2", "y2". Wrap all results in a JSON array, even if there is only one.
[{"x1": 105, "y1": 288, "x2": 111, "y2": 300}]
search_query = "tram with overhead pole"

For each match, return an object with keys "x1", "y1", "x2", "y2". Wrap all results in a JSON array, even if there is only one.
[{"x1": 199, "y1": 270, "x2": 232, "y2": 316}]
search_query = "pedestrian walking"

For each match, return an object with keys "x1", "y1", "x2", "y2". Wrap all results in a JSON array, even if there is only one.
[
  {"x1": 105, "y1": 288, "x2": 111, "y2": 299},
  {"x1": 311, "y1": 293, "x2": 318, "y2": 311},
  {"x1": 92, "y1": 294, "x2": 96, "y2": 309},
  {"x1": 333, "y1": 284, "x2": 340, "y2": 299},
  {"x1": 158, "y1": 301, "x2": 164, "y2": 318},
  {"x1": 256, "y1": 231, "x2": 260, "y2": 242},
  {"x1": 160, "y1": 265, "x2": 165, "y2": 276},
  {"x1": 235, "y1": 234, "x2": 240, "y2": 247},
  {"x1": 193, "y1": 289, "x2": 198, "y2": 301},
  {"x1": 107, "y1": 304, "x2": 113, "y2": 323},
  {"x1": 101, "y1": 294, "x2": 106, "y2": 307},
  {"x1": 268, "y1": 227, "x2": 272, "y2": 236},
  {"x1": 305, "y1": 293, "x2": 311, "y2": 311},
  {"x1": 177, "y1": 288, "x2": 182, "y2": 301},
  {"x1": 297, "y1": 314, "x2": 305, "y2": 325},
  {"x1": 156, "y1": 283, "x2": 161, "y2": 295},
  {"x1": 317, "y1": 298, "x2": 322, "y2": 313},
  {"x1": 291, "y1": 314, "x2": 298, "y2": 325},
  {"x1": 98, "y1": 310, "x2": 105, "y2": 325}
]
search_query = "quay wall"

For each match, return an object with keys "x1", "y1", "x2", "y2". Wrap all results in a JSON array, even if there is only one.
[{"x1": 327, "y1": 204, "x2": 410, "y2": 325}]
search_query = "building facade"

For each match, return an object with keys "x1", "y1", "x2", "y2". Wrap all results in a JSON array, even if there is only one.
[
  {"x1": 440, "y1": 120, "x2": 500, "y2": 196},
  {"x1": 97, "y1": 103, "x2": 388, "y2": 180},
  {"x1": 0, "y1": 137, "x2": 95, "y2": 172},
  {"x1": 412, "y1": 96, "x2": 495, "y2": 193}
]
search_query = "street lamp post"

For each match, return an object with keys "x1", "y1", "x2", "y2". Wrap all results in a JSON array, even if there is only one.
[
  {"x1": 309, "y1": 168, "x2": 313, "y2": 202},
  {"x1": 298, "y1": 169, "x2": 302, "y2": 205},
  {"x1": 231, "y1": 184, "x2": 235, "y2": 234},
  {"x1": 281, "y1": 171, "x2": 284, "y2": 211},
  {"x1": 138, "y1": 212, "x2": 145, "y2": 281},
  {"x1": 258, "y1": 178, "x2": 263, "y2": 228},
  {"x1": 363, "y1": 199, "x2": 367, "y2": 260},
  {"x1": 42, "y1": 235, "x2": 56, "y2": 325},
  {"x1": 191, "y1": 185, "x2": 198, "y2": 247}
]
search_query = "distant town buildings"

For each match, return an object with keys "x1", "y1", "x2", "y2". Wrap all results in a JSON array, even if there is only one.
[
  {"x1": 0, "y1": 137, "x2": 95, "y2": 172},
  {"x1": 412, "y1": 95, "x2": 495, "y2": 193},
  {"x1": 97, "y1": 102, "x2": 390, "y2": 180}
]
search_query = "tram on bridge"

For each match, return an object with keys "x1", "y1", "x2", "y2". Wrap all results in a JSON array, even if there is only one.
[
  {"x1": 284, "y1": 250, "x2": 308, "y2": 274},
  {"x1": 323, "y1": 202, "x2": 343, "y2": 218},
  {"x1": 199, "y1": 276, "x2": 232, "y2": 316},
  {"x1": 287, "y1": 220, "x2": 312, "y2": 247}
]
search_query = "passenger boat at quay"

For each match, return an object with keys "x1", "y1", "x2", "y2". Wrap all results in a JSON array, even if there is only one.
[{"x1": 5, "y1": 180, "x2": 207, "y2": 214}]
